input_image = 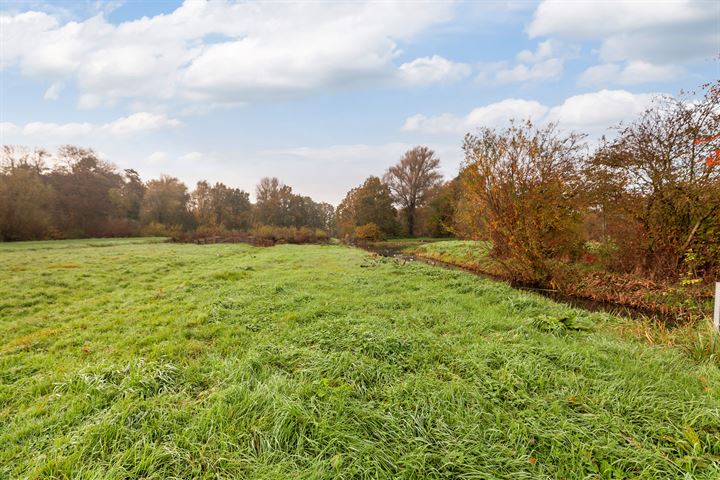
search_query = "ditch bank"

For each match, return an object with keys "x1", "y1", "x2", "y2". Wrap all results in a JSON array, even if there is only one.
[{"x1": 360, "y1": 242, "x2": 705, "y2": 325}]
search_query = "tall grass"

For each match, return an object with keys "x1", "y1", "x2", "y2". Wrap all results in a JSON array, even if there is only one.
[{"x1": 1, "y1": 239, "x2": 718, "y2": 478}]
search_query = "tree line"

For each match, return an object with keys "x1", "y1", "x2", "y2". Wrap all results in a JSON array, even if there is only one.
[
  {"x1": 2, "y1": 81, "x2": 718, "y2": 283},
  {"x1": 0, "y1": 142, "x2": 447, "y2": 243},
  {"x1": 0, "y1": 146, "x2": 335, "y2": 241}
]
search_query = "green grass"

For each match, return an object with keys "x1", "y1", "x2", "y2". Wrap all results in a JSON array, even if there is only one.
[
  {"x1": 362, "y1": 237, "x2": 447, "y2": 251},
  {"x1": 1, "y1": 238, "x2": 719, "y2": 479},
  {"x1": 0, "y1": 236, "x2": 167, "y2": 252},
  {"x1": 408, "y1": 240, "x2": 715, "y2": 323},
  {"x1": 407, "y1": 240, "x2": 498, "y2": 273}
]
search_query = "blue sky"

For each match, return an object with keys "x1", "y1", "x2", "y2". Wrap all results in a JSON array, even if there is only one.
[{"x1": 1, "y1": 0, "x2": 718, "y2": 203}]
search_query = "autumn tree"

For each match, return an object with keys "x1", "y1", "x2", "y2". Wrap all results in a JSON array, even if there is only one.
[
  {"x1": 0, "y1": 146, "x2": 332, "y2": 241},
  {"x1": 461, "y1": 121, "x2": 586, "y2": 284},
  {"x1": 215, "y1": 184, "x2": 252, "y2": 230},
  {"x1": 423, "y1": 178, "x2": 461, "y2": 237},
  {"x1": 140, "y1": 175, "x2": 193, "y2": 230},
  {"x1": 48, "y1": 146, "x2": 124, "y2": 237},
  {"x1": 336, "y1": 176, "x2": 399, "y2": 240},
  {"x1": 593, "y1": 81, "x2": 720, "y2": 279},
  {"x1": 111, "y1": 169, "x2": 145, "y2": 221},
  {"x1": 192, "y1": 181, "x2": 252, "y2": 230},
  {"x1": 314, "y1": 201, "x2": 337, "y2": 235},
  {"x1": 384, "y1": 146, "x2": 443, "y2": 236},
  {"x1": 254, "y1": 177, "x2": 295, "y2": 226},
  {"x1": 0, "y1": 146, "x2": 54, "y2": 240},
  {"x1": 253, "y1": 177, "x2": 332, "y2": 230}
]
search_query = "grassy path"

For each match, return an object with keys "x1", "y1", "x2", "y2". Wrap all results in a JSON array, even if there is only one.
[{"x1": 1, "y1": 239, "x2": 719, "y2": 478}]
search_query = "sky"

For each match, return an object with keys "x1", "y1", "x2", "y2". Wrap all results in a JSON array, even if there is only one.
[{"x1": 1, "y1": 0, "x2": 718, "y2": 204}]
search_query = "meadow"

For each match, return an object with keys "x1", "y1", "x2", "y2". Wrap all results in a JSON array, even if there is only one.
[{"x1": 1, "y1": 238, "x2": 719, "y2": 479}]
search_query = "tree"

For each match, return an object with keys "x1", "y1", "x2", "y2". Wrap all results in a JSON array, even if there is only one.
[
  {"x1": 192, "y1": 181, "x2": 252, "y2": 230},
  {"x1": 110, "y1": 169, "x2": 145, "y2": 221},
  {"x1": 1, "y1": 145, "x2": 49, "y2": 173},
  {"x1": 254, "y1": 177, "x2": 295, "y2": 226},
  {"x1": 0, "y1": 147, "x2": 54, "y2": 240},
  {"x1": 337, "y1": 176, "x2": 399, "y2": 240},
  {"x1": 424, "y1": 178, "x2": 460, "y2": 237},
  {"x1": 253, "y1": 177, "x2": 332, "y2": 231},
  {"x1": 217, "y1": 184, "x2": 252, "y2": 230},
  {"x1": 593, "y1": 81, "x2": 720, "y2": 279},
  {"x1": 315, "y1": 202, "x2": 337, "y2": 235},
  {"x1": 191, "y1": 180, "x2": 215, "y2": 227},
  {"x1": 0, "y1": 146, "x2": 333, "y2": 241},
  {"x1": 48, "y1": 146, "x2": 124, "y2": 237},
  {"x1": 384, "y1": 146, "x2": 443, "y2": 236},
  {"x1": 461, "y1": 121, "x2": 586, "y2": 284},
  {"x1": 140, "y1": 175, "x2": 193, "y2": 229}
]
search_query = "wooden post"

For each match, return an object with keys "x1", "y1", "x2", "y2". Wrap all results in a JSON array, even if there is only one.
[{"x1": 714, "y1": 282, "x2": 720, "y2": 331}]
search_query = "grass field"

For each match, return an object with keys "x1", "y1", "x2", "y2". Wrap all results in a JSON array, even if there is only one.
[{"x1": 1, "y1": 238, "x2": 719, "y2": 479}]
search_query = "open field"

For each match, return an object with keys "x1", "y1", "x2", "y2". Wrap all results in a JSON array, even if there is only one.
[{"x1": 1, "y1": 238, "x2": 719, "y2": 479}]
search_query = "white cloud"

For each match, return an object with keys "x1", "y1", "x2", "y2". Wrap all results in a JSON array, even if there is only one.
[
  {"x1": 1, "y1": 2, "x2": 463, "y2": 107},
  {"x1": 43, "y1": 82, "x2": 64, "y2": 100},
  {"x1": 597, "y1": 29, "x2": 717, "y2": 64},
  {"x1": 403, "y1": 90, "x2": 659, "y2": 136},
  {"x1": 403, "y1": 99, "x2": 549, "y2": 134},
  {"x1": 0, "y1": 11, "x2": 59, "y2": 69},
  {"x1": 579, "y1": 61, "x2": 681, "y2": 86},
  {"x1": 0, "y1": 122, "x2": 20, "y2": 138},
  {"x1": 493, "y1": 58, "x2": 563, "y2": 83},
  {"x1": 146, "y1": 151, "x2": 169, "y2": 165},
  {"x1": 398, "y1": 55, "x2": 471, "y2": 86},
  {"x1": 476, "y1": 39, "x2": 567, "y2": 84},
  {"x1": 529, "y1": 0, "x2": 705, "y2": 39},
  {"x1": 4, "y1": 112, "x2": 181, "y2": 139},
  {"x1": 476, "y1": 36, "x2": 581, "y2": 85},
  {"x1": 545, "y1": 89, "x2": 657, "y2": 132},
  {"x1": 516, "y1": 40, "x2": 556, "y2": 63},
  {"x1": 528, "y1": 0, "x2": 717, "y2": 64},
  {"x1": 103, "y1": 112, "x2": 181, "y2": 136},
  {"x1": 22, "y1": 121, "x2": 94, "y2": 137},
  {"x1": 179, "y1": 151, "x2": 205, "y2": 162}
]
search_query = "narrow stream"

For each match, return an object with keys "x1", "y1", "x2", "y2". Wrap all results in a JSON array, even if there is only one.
[{"x1": 361, "y1": 244, "x2": 676, "y2": 323}]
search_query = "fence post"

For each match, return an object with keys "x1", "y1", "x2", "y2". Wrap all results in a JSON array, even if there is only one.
[{"x1": 714, "y1": 282, "x2": 720, "y2": 331}]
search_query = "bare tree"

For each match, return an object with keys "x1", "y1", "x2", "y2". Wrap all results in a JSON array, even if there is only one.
[{"x1": 384, "y1": 146, "x2": 443, "y2": 236}]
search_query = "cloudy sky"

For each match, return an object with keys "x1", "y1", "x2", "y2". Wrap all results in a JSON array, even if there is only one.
[{"x1": 1, "y1": 0, "x2": 718, "y2": 203}]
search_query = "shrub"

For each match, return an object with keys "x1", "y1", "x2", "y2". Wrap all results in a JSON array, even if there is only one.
[
  {"x1": 355, "y1": 223, "x2": 384, "y2": 242},
  {"x1": 583, "y1": 240, "x2": 620, "y2": 269},
  {"x1": 294, "y1": 226, "x2": 314, "y2": 243},
  {"x1": 460, "y1": 121, "x2": 586, "y2": 284},
  {"x1": 315, "y1": 228, "x2": 329, "y2": 242},
  {"x1": 97, "y1": 218, "x2": 140, "y2": 238},
  {"x1": 250, "y1": 225, "x2": 329, "y2": 244},
  {"x1": 195, "y1": 223, "x2": 230, "y2": 237},
  {"x1": 140, "y1": 222, "x2": 181, "y2": 238}
]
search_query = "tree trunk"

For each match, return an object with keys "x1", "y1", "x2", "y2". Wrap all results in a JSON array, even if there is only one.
[{"x1": 407, "y1": 205, "x2": 415, "y2": 237}]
